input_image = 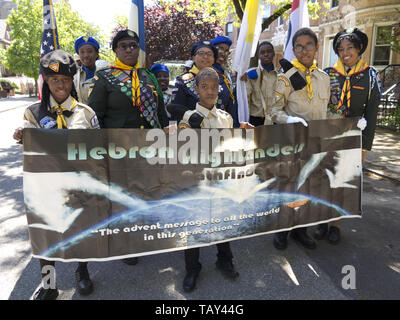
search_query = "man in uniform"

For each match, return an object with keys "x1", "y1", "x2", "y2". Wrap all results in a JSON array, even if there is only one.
[
  {"x1": 245, "y1": 41, "x2": 278, "y2": 126},
  {"x1": 270, "y1": 28, "x2": 331, "y2": 251}
]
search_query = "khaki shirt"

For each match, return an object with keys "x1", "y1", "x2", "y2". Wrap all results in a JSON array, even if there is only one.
[
  {"x1": 24, "y1": 95, "x2": 100, "y2": 129},
  {"x1": 179, "y1": 103, "x2": 233, "y2": 129},
  {"x1": 74, "y1": 67, "x2": 97, "y2": 105},
  {"x1": 271, "y1": 67, "x2": 331, "y2": 123},
  {"x1": 246, "y1": 64, "x2": 277, "y2": 123}
]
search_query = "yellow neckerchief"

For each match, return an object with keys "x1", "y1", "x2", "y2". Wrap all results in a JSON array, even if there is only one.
[
  {"x1": 291, "y1": 59, "x2": 318, "y2": 101},
  {"x1": 219, "y1": 72, "x2": 235, "y2": 102},
  {"x1": 114, "y1": 58, "x2": 141, "y2": 106},
  {"x1": 333, "y1": 58, "x2": 369, "y2": 110},
  {"x1": 50, "y1": 96, "x2": 78, "y2": 129},
  {"x1": 189, "y1": 65, "x2": 200, "y2": 75}
]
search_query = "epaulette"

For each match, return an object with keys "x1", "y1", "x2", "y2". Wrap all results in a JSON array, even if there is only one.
[
  {"x1": 188, "y1": 112, "x2": 204, "y2": 128},
  {"x1": 247, "y1": 67, "x2": 258, "y2": 80},
  {"x1": 279, "y1": 58, "x2": 307, "y2": 91}
]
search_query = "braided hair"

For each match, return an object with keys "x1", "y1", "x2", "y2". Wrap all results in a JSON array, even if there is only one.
[{"x1": 40, "y1": 78, "x2": 79, "y2": 113}]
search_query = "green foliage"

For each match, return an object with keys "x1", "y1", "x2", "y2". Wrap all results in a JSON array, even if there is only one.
[{"x1": 0, "y1": 0, "x2": 107, "y2": 80}]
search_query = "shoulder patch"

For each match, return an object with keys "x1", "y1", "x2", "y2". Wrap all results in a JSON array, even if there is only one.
[
  {"x1": 273, "y1": 91, "x2": 283, "y2": 103},
  {"x1": 278, "y1": 76, "x2": 290, "y2": 87},
  {"x1": 247, "y1": 68, "x2": 258, "y2": 80},
  {"x1": 90, "y1": 115, "x2": 99, "y2": 128},
  {"x1": 182, "y1": 73, "x2": 194, "y2": 81},
  {"x1": 188, "y1": 112, "x2": 204, "y2": 128}
]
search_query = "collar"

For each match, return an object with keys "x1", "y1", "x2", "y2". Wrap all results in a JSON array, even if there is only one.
[
  {"x1": 82, "y1": 65, "x2": 96, "y2": 80},
  {"x1": 260, "y1": 63, "x2": 275, "y2": 73},
  {"x1": 196, "y1": 103, "x2": 217, "y2": 118},
  {"x1": 49, "y1": 95, "x2": 76, "y2": 112}
]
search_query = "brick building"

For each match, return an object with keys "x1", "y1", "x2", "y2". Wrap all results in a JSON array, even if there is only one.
[{"x1": 226, "y1": 0, "x2": 400, "y2": 70}]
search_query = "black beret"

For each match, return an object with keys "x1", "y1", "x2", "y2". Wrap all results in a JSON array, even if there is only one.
[
  {"x1": 40, "y1": 50, "x2": 77, "y2": 77},
  {"x1": 333, "y1": 28, "x2": 368, "y2": 55},
  {"x1": 112, "y1": 29, "x2": 139, "y2": 51},
  {"x1": 190, "y1": 40, "x2": 218, "y2": 61}
]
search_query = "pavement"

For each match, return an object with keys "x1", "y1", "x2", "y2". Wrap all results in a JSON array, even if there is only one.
[{"x1": 0, "y1": 95, "x2": 399, "y2": 301}]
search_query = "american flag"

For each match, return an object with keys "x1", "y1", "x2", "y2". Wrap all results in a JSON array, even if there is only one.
[{"x1": 38, "y1": 0, "x2": 60, "y2": 98}]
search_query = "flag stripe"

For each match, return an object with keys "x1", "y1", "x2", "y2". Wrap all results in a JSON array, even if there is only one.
[{"x1": 49, "y1": 1, "x2": 58, "y2": 50}]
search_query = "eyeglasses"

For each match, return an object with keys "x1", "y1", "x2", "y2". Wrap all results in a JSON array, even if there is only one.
[
  {"x1": 196, "y1": 51, "x2": 214, "y2": 58},
  {"x1": 293, "y1": 43, "x2": 316, "y2": 53},
  {"x1": 117, "y1": 43, "x2": 139, "y2": 51}
]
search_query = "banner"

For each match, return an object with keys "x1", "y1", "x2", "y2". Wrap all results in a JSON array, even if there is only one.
[{"x1": 23, "y1": 119, "x2": 362, "y2": 262}]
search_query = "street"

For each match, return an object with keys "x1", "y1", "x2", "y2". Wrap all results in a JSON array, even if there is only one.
[{"x1": 0, "y1": 98, "x2": 399, "y2": 300}]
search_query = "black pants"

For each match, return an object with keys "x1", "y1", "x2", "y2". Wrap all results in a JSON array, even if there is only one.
[
  {"x1": 276, "y1": 227, "x2": 308, "y2": 239},
  {"x1": 249, "y1": 116, "x2": 265, "y2": 127},
  {"x1": 184, "y1": 242, "x2": 233, "y2": 273}
]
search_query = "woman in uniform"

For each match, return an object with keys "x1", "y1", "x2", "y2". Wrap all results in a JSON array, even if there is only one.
[
  {"x1": 169, "y1": 40, "x2": 220, "y2": 121},
  {"x1": 315, "y1": 28, "x2": 381, "y2": 244},
  {"x1": 210, "y1": 35, "x2": 238, "y2": 126},
  {"x1": 13, "y1": 50, "x2": 100, "y2": 299},
  {"x1": 73, "y1": 36, "x2": 101, "y2": 105}
]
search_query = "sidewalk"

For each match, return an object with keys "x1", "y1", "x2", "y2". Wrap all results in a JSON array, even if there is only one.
[
  {"x1": 0, "y1": 95, "x2": 38, "y2": 113},
  {"x1": 365, "y1": 127, "x2": 400, "y2": 183}
]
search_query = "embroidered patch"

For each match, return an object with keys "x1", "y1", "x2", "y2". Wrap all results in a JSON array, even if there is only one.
[
  {"x1": 49, "y1": 63, "x2": 59, "y2": 73},
  {"x1": 182, "y1": 73, "x2": 193, "y2": 81},
  {"x1": 274, "y1": 91, "x2": 283, "y2": 103},
  {"x1": 278, "y1": 76, "x2": 290, "y2": 87},
  {"x1": 90, "y1": 115, "x2": 99, "y2": 128},
  {"x1": 83, "y1": 36, "x2": 89, "y2": 42},
  {"x1": 39, "y1": 116, "x2": 57, "y2": 129}
]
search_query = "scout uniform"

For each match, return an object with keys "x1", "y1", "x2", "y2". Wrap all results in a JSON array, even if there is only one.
[
  {"x1": 171, "y1": 40, "x2": 231, "y2": 122},
  {"x1": 246, "y1": 63, "x2": 278, "y2": 125},
  {"x1": 178, "y1": 102, "x2": 233, "y2": 129},
  {"x1": 24, "y1": 95, "x2": 99, "y2": 130},
  {"x1": 324, "y1": 61, "x2": 381, "y2": 151},
  {"x1": 88, "y1": 66, "x2": 168, "y2": 129},
  {"x1": 271, "y1": 59, "x2": 331, "y2": 123},
  {"x1": 178, "y1": 102, "x2": 238, "y2": 290},
  {"x1": 23, "y1": 49, "x2": 97, "y2": 300},
  {"x1": 150, "y1": 63, "x2": 173, "y2": 119}
]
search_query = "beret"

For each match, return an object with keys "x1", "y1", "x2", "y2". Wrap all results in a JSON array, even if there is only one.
[
  {"x1": 74, "y1": 36, "x2": 100, "y2": 54},
  {"x1": 150, "y1": 63, "x2": 170, "y2": 75},
  {"x1": 41, "y1": 50, "x2": 77, "y2": 77},
  {"x1": 211, "y1": 36, "x2": 232, "y2": 47},
  {"x1": 190, "y1": 40, "x2": 218, "y2": 61},
  {"x1": 333, "y1": 28, "x2": 368, "y2": 55},
  {"x1": 112, "y1": 29, "x2": 139, "y2": 51}
]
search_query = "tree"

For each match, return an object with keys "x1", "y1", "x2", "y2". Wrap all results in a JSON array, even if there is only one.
[
  {"x1": 159, "y1": 0, "x2": 329, "y2": 31},
  {"x1": 0, "y1": 0, "x2": 107, "y2": 95},
  {"x1": 111, "y1": 2, "x2": 223, "y2": 66}
]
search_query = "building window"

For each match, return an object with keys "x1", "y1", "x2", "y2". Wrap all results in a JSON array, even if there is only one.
[
  {"x1": 226, "y1": 23, "x2": 233, "y2": 39},
  {"x1": 373, "y1": 26, "x2": 393, "y2": 66},
  {"x1": 331, "y1": 0, "x2": 339, "y2": 8},
  {"x1": 262, "y1": 5, "x2": 271, "y2": 30}
]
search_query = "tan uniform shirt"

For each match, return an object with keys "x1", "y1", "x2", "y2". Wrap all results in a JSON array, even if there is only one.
[
  {"x1": 246, "y1": 64, "x2": 278, "y2": 123},
  {"x1": 179, "y1": 103, "x2": 233, "y2": 129},
  {"x1": 23, "y1": 95, "x2": 100, "y2": 129},
  {"x1": 73, "y1": 67, "x2": 97, "y2": 105},
  {"x1": 271, "y1": 67, "x2": 331, "y2": 123}
]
